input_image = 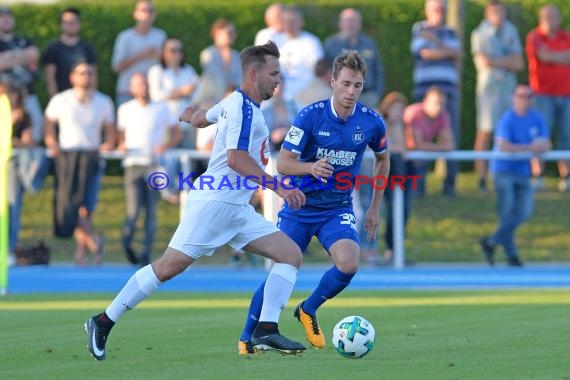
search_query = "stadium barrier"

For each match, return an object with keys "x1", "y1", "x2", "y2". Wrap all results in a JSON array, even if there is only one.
[{"x1": 6, "y1": 148, "x2": 570, "y2": 274}]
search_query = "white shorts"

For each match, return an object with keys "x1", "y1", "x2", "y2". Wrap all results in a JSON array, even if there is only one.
[{"x1": 169, "y1": 200, "x2": 279, "y2": 259}]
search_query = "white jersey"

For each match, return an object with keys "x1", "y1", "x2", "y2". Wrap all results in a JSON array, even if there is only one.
[{"x1": 188, "y1": 88, "x2": 270, "y2": 204}]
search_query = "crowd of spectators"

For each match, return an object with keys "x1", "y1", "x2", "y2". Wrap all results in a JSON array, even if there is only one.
[{"x1": 2, "y1": 0, "x2": 568, "y2": 267}]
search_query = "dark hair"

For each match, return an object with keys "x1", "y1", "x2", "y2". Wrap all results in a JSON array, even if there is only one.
[
  {"x1": 160, "y1": 39, "x2": 185, "y2": 69},
  {"x1": 314, "y1": 58, "x2": 331, "y2": 77},
  {"x1": 60, "y1": 7, "x2": 80, "y2": 22},
  {"x1": 70, "y1": 60, "x2": 91, "y2": 73},
  {"x1": 240, "y1": 40, "x2": 280, "y2": 73},
  {"x1": 332, "y1": 49, "x2": 367, "y2": 80},
  {"x1": 210, "y1": 18, "x2": 236, "y2": 40}
]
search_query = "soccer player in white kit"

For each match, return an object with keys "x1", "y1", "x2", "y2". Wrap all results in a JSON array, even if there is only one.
[{"x1": 85, "y1": 41, "x2": 307, "y2": 360}]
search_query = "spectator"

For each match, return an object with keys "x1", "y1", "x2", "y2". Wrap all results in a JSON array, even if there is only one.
[
  {"x1": 42, "y1": 7, "x2": 98, "y2": 98},
  {"x1": 279, "y1": 5, "x2": 324, "y2": 101},
  {"x1": 254, "y1": 2, "x2": 286, "y2": 48},
  {"x1": 378, "y1": 92, "x2": 415, "y2": 264},
  {"x1": 404, "y1": 86, "x2": 455, "y2": 196},
  {"x1": 148, "y1": 39, "x2": 199, "y2": 147},
  {"x1": 526, "y1": 4, "x2": 570, "y2": 192},
  {"x1": 0, "y1": 7, "x2": 42, "y2": 142},
  {"x1": 200, "y1": 19, "x2": 242, "y2": 97},
  {"x1": 294, "y1": 58, "x2": 332, "y2": 108},
  {"x1": 324, "y1": 8, "x2": 384, "y2": 108},
  {"x1": 410, "y1": 0, "x2": 462, "y2": 196},
  {"x1": 480, "y1": 84, "x2": 551, "y2": 267},
  {"x1": 44, "y1": 62, "x2": 116, "y2": 265},
  {"x1": 111, "y1": 0, "x2": 166, "y2": 106},
  {"x1": 472, "y1": 0, "x2": 524, "y2": 192},
  {"x1": 261, "y1": 81, "x2": 299, "y2": 153},
  {"x1": 1, "y1": 82, "x2": 34, "y2": 266},
  {"x1": 118, "y1": 73, "x2": 181, "y2": 266}
]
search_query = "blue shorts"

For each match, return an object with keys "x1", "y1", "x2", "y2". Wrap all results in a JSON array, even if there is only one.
[{"x1": 277, "y1": 207, "x2": 359, "y2": 253}]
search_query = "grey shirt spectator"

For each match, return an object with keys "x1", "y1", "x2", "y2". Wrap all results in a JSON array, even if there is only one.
[
  {"x1": 324, "y1": 8, "x2": 384, "y2": 108},
  {"x1": 111, "y1": 1, "x2": 166, "y2": 105}
]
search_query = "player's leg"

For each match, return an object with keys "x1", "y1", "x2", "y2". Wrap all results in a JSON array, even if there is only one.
[
  {"x1": 237, "y1": 214, "x2": 313, "y2": 354},
  {"x1": 238, "y1": 281, "x2": 266, "y2": 354},
  {"x1": 85, "y1": 248, "x2": 194, "y2": 360},
  {"x1": 295, "y1": 211, "x2": 359, "y2": 348},
  {"x1": 296, "y1": 239, "x2": 358, "y2": 349},
  {"x1": 84, "y1": 200, "x2": 231, "y2": 360},
  {"x1": 232, "y1": 207, "x2": 305, "y2": 354},
  {"x1": 240, "y1": 231, "x2": 305, "y2": 354}
]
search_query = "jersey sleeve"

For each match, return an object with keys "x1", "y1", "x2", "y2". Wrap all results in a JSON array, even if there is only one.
[
  {"x1": 225, "y1": 97, "x2": 253, "y2": 152},
  {"x1": 368, "y1": 115, "x2": 389, "y2": 153},
  {"x1": 281, "y1": 107, "x2": 312, "y2": 155}
]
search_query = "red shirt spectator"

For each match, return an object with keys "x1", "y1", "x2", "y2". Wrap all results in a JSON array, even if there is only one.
[{"x1": 526, "y1": 13, "x2": 570, "y2": 95}]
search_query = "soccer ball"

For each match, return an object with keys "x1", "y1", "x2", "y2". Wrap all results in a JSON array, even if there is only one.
[{"x1": 331, "y1": 315, "x2": 375, "y2": 359}]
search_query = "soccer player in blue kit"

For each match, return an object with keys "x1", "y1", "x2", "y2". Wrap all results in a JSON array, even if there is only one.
[{"x1": 238, "y1": 49, "x2": 390, "y2": 354}]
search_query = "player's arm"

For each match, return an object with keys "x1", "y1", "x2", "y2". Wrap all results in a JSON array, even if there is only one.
[
  {"x1": 364, "y1": 150, "x2": 390, "y2": 241},
  {"x1": 277, "y1": 149, "x2": 333, "y2": 181},
  {"x1": 228, "y1": 149, "x2": 305, "y2": 210},
  {"x1": 179, "y1": 103, "x2": 220, "y2": 128}
]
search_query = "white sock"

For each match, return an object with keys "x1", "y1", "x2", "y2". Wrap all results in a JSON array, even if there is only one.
[
  {"x1": 259, "y1": 263, "x2": 297, "y2": 323},
  {"x1": 105, "y1": 265, "x2": 161, "y2": 322}
]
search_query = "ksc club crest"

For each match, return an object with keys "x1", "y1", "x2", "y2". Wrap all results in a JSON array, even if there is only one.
[{"x1": 352, "y1": 127, "x2": 364, "y2": 144}]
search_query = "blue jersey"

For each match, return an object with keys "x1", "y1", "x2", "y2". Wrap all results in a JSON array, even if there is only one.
[
  {"x1": 491, "y1": 109, "x2": 548, "y2": 177},
  {"x1": 281, "y1": 99, "x2": 388, "y2": 212}
]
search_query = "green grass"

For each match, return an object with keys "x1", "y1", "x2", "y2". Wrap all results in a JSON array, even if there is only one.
[
  {"x1": 18, "y1": 169, "x2": 570, "y2": 264},
  {"x1": 1, "y1": 290, "x2": 569, "y2": 380}
]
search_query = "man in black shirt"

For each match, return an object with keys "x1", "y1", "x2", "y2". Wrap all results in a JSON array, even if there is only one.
[{"x1": 41, "y1": 7, "x2": 97, "y2": 97}]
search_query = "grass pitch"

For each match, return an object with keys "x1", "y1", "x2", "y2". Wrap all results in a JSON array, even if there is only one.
[{"x1": 1, "y1": 289, "x2": 569, "y2": 380}]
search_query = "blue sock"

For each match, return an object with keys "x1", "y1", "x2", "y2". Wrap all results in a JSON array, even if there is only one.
[
  {"x1": 240, "y1": 281, "x2": 265, "y2": 342},
  {"x1": 302, "y1": 266, "x2": 354, "y2": 316}
]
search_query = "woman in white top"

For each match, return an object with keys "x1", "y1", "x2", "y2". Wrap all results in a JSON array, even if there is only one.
[{"x1": 148, "y1": 38, "x2": 199, "y2": 148}]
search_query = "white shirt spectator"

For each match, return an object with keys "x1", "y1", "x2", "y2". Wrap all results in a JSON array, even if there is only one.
[
  {"x1": 280, "y1": 31, "x2": 324, "y2": 101},
  {"x1": 254, "y1": 28, "x2": 286, "y2": 49},
  {"x1": 118, "y1": 100, "x2": 177, "y2": 167},
  {"x1": 147, "y1": 63, "x2": 200, "y2": 125},
  {"x1": 45, "y1": 89, "x2": 114, "y2": 150}
]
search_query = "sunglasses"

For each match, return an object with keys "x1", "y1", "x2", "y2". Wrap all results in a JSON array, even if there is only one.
[{"x1": 515, "y1": 93, "x2": 532, "y2": 98}]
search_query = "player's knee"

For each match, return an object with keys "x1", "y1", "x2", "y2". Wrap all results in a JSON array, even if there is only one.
[
  {"x1": 153, "y1": 248, "x2": 193, "y2": 281},
  {"x1": 336, "y1": 261, "x2": 358, "y2": 275},
  {"x1": 334, "y1": 254, "x2": 359, "y2": 274},
  {"x1": 278, "y1": 249, "x2": 302, "y2": 268}
]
